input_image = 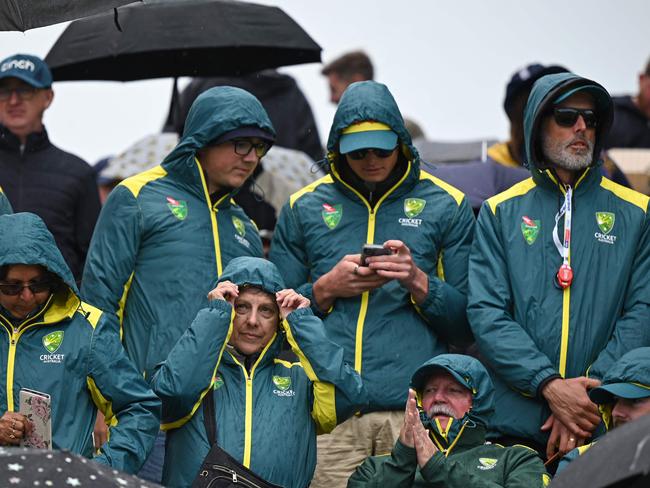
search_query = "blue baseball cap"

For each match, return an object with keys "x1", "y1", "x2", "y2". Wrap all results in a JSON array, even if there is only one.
[
  {"x1": 339, "y1": 121, "x2": 398, "y2": 154},
  {"x1": 589, "y1": 382, "x2": 650, "y2": 404},
  {"x1": 0, "y1": 54, "x2": 53, "y2": 89}
]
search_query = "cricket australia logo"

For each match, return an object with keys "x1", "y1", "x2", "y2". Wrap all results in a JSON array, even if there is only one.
[
  {"x1": 399, "y1": 198, "x2": 425, "y2": 228},
  {"x1": 272, "y1": 375, "x2": 295, "y2": 397},
  {"x1": 477, "y1": 457, "x2": 498, "y2": 470},
  {"x1": 321, "y1": 203, "x2": 342, "y2": 230},
  {"x1": 595, "y1": 212, "x2": 617, "y2": 244},
  {"x1": 521, "y1": 216, "x2": 540, "y2": 245},
  {"x1": 40, "y1": 331, "x2": 65, "y2": 364},
  {"x1": 166, "y1": 196, "x2": 188, "y2": 221},
  {"x1": 232, "y1": 216, "x2": 251, "y2": 249}
]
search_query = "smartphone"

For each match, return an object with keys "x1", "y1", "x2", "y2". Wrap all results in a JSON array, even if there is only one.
[
  {"x1": 19, "y1": 388, "x2": 52, "y2": 449},
  {"x1": 360, "y1": 243, "x2": 392, "y2": 266}
]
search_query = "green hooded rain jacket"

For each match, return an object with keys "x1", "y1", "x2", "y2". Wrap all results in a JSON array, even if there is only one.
[
  {"x1": 348, "y1": 354, "x2": 549, "y2": 487},
  {"x1": 151, "y1": 257, "x2": 367, "y2": 488},
  {"x1": 270, "y1": 81, "x2": 475, "y2": 412},
  {"x1": 0, "y1": 213, "x2": 160, "y2": 473},
  {"x1": 82, "y1": 87, "x2": 272, "y2": 378},
  {"x1": 467, "y1": 73, "x2": 650, "y2": 445}
]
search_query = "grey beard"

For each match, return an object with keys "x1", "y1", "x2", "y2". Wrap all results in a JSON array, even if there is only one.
[
  {"x1": 542, "y1": 134, "x2": 594, "y2": 171},
  {"x1": 428, "y1": 404, "x2": 456, "y2": 418}
]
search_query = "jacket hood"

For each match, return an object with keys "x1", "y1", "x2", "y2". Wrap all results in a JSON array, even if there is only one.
[
  {"x1": 523, "y1": 73, "x2": 613, "y2": 178},
  {"x1": 411, "y1": 354, "x2": 494, "y2": 445},
  {"x1": 325, "y1": 81, "x2": 419, "y2": 172},
  {"x1": 217, "y1": 257, "x2": 285, "y2": 295},
  {"x1": 161, "y1": 86, "x2": 275, "y2": 186},
  {"x1": 0, "y1": 213, "x2": 78, "y2": 294}
]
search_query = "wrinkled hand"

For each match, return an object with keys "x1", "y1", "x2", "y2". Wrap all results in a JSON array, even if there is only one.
[
  {"x1": 312, "y1": 254, "x2": 390, "y2": 311},
  {"x1": 0, "y1": 412, "x2": 31, "y2": 446},
  {"x1": 207, "y1": 281, "x2": 239, "y2": 305},
  {"x1": 276, "y1": 289, "x2": 310, "y2": 320},
  {"x1": 405, "y1": 389, "x2": 438, "y2": 467},
  {"x1": 399, "y1": 389, "x2": 416, "y2": 448},
  {"x1": 366, "y1": 240, "x2": 429, "y2": 304},
  {"x1": 542, "y1": 377, "x2": 601, "y2": 437},
  {"x1": 541, "y1": 414, "x2": 587, "y2": 461},
  {"x1": 93, "y1": 411, "x2": 108, "y2": 451}
]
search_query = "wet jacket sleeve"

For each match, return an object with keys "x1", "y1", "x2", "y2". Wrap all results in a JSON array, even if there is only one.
[
  {"x1": 87, "y1": 314, "x2": 161, "y2": 474},
  {"x1": 468, "y1": 205, "x2": 558, "y2": 396},
  {"x1": 589, "y1": 207, "x2": 650, "y2": 378},
  {"x1": 269, "y1": 202, "x2": 315, "y2": 303},
  {"x1": 150, "y1": 299, "x2": 233, "y2": 427},
  {"x1": 81, "y1": 186, "x2": 143, "y2": 333},
  {"x1": 416, "y1": 195, "x2": 475, "y2": 347},
  {"x1": 347, "y1": 441, "x2": 417, "y2": 488},
  {"x1": 0, "y1": 189, "x2": 12, "y2": 215},
  {"x1": 74, "y1": 169, "x2": 101, "y2": 278},
  {"x1": 419, "y1": 446, "x2": 548, "y2": 488},
  {"x1": 283, "y1": 307, "x2": 368, "y2": 434}
]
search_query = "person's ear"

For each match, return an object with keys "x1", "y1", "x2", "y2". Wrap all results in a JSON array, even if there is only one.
[{"x1": 44, "y1": 89, "x2": 54, "y2": 109}]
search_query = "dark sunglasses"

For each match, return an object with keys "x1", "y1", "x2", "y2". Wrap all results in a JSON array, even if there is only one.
[
  {"x1": 0, "y1": 280, "x2": 54, "y2": 296},
  {"x1": 346, "y1": 147, "x2": 397, "y2": 160},
  {"x1": 553, "y1": 108, "x2": 598, "y2": 129},
  {"x1": 231, "y1": 139, "x2": 271, "y2": 158},
  {"x1": 0, "y1": 86, "x2": 39, "y2": 101}
]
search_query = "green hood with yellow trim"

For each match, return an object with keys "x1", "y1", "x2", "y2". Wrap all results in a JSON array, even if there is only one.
[
  {"x1": 217, "y1": 256, "x2": 284, "y2": 295},
  {"x1": 326, "y1": 80, "x2": 420, "y2": 175},
  {"x1": 523, "y1": 72, "x2": 613, "y2": 186},
  {"x1": 411, "y1": 354, "x2": 494, "y2": 447},
  {"x1": 0, "y1": 212, "x2": 77, "y2": 294}
]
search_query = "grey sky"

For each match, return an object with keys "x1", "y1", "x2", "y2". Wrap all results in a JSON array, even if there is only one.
[{"x1": 0, "y1": 0, "x2": 648, "y2": 164}]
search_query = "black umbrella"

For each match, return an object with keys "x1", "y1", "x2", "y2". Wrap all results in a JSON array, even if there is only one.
[
  {"x1": 0, "y1": 447, "x2": 163, "y2": 487},
  {"x1": 0, "y1": 0, "x2": 138, "y2": 32},
  {"x1": 550, "y1": 415, "x2": 650, "y2": 488},
  {"x1": 44, "y1": 0, "x2": 322, "y2": 81}
]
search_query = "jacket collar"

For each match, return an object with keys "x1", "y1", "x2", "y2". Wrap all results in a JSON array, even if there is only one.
[
  {"x1": 428, "y1": 418, "x2": 486, "y2": 456},
  {"x1": 0, "y1": 124, "x2": 50, "y2": 153}
]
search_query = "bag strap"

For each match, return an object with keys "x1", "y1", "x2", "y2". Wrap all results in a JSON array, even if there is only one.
[{"x1": 202, "y1": 386, "x2": 217, "y2": 447}]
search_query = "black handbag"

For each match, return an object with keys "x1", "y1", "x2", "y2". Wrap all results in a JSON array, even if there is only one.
[{"x1": 191, "y1": 386, "x2": 283, "y2": 488}]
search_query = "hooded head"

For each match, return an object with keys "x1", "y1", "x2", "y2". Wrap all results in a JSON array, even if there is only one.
[
  {"x1": 217, "y1": 257, "x2": 286, "y2": 356},
  {"x1": 325, "y1": 81, "x2": 419, "y2": 180},
  {"x1": 161, "y1": 86, "x2": 275, "y2": 193},
  {"x1": 523, "y1": 73, "x2": 613, "y2": 179},
  {"x1": 589, "y1": 347, "x2": 650, "y2": 428},
  {"x1": 0, "y1": 213, "x2": 77, "y2": 320},
  {"x1": 411, "y1": 354, "x2": 494, "y2": 446}
]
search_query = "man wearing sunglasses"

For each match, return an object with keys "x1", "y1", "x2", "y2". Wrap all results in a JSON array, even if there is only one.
[
  {"x1": 468, "y1": 73, "x2": 650, "y2": 468},
  {"x1": 271, "y1": 80, "x2": 475, "y2": 487},
  {"x1": 81, "y1": 86, "x2": 275, "y2": 483},
  {"x1": 0, "y1": 54, "x2": 101, "y2": 283}
]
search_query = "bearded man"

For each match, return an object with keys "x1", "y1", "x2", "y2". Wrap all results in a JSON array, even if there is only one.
[{"x1": 467, "y1": 73, "x2": 650, "y2": 464}]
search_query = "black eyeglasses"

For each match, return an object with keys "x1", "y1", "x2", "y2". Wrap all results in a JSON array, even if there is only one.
[
  {"x1": 553, "y1": 108, "x2": 598, "y2": 129},
  {"x1": 346, "y1": 147, "x2": 397, "y2": 161},
  {"x1": 231, "y1": 139, "x2": 271, "y2": 158},
  {"x1": 0, "y1": 86, "x2": 39, "y2": 101},
  {"x1": 0, "y1": 279, "x2": 54, "y2": 296}
]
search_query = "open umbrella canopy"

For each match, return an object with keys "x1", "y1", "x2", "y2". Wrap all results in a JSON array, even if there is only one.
[
  {"x1": 45, "y1": 0, "x2": 322, "y2": 81},
  {"x1": 0, "y1": 0, "x2": 138, "y2": 32},
  {"x1": 0, "y1": 447, "x2": 162, "y2": 487},
  {"x1": 550, "y1": 415, "x2": 650, "y2": 488}
]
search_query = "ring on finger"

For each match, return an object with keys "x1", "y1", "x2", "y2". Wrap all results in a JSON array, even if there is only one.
[
  {"x1": 353, "y1": 265, "x2": 360, "y2": 275},
  {"x1": 569, "y1": 437, "x2": 575, "y2": 442}
]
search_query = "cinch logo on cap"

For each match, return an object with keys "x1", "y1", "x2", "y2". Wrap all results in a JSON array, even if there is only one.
[{"x1": 1, "y1": 59, "x2": 35, "y2": 73}]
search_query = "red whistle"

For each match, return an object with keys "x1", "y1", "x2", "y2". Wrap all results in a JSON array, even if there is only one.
[{"x1": 557, "y1": 264, "x2": 573, "y2": 289}]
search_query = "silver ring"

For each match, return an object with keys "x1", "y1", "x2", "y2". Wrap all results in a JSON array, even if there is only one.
[
  {"x1": 353, "y1": 265, "x2": 359, "y2": 275},
  {"x1": 569, "y1": 437, "x2": 575, "y2": 442},
  {"x1": 9, "y1": 433, "x2": 15, "y2": 439}
]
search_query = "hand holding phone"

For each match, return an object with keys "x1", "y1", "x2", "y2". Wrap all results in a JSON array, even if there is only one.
[{"x1": 360, "y1": 243, "x2": 392, "y2": 266}]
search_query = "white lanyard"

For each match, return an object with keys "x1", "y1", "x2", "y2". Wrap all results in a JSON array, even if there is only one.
[{"x1": 553, "y1": 186, "x2": 574, "y2": 288}]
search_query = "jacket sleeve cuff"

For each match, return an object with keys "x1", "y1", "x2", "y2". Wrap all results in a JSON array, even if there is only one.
[
  {"x1": 414, "y1": 274, "x2": 443, "y2": 316},
  {"x1": 536, "y1": 372, "x2": 562, "y2": 399},
  {"x1": 392, "y1": 439, "x2": 418, "y2": 467},
  {"x1": 419, "y1": 452, "x2": 446, "y2": 481},
  {"x1": 208, "y1": 298, "x2": 233, "y2": 313}
]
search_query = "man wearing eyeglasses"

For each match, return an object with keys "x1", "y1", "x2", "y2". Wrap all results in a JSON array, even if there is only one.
[
  {"x1": 0, "y1": 54, "x2": 101, "y2": 283},
  {"x1": 270, "y1": 80, "x2": 475, "y2": 487},
  {"x1": 468, "y1": 73, "x2": 650, "y2": 468},
  {"x1": 81, "y1": 86, "x2": 275, "y2": 483}
]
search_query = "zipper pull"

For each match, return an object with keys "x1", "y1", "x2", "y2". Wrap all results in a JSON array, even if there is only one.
[{"x1": 232, "y1": 472, "x2": 238, "y2": 483}]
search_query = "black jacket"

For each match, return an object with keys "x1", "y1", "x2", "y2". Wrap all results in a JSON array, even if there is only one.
[
  {"x1": 604, "y1": 95, "x2": 650, "y2": 149},
  {"x1": 0, "y1": 125, "x2": 100, "y2": 282}
]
